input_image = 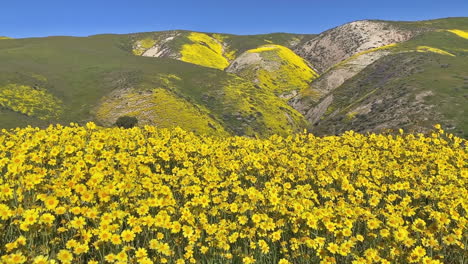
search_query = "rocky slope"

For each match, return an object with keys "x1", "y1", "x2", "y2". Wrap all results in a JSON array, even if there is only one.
[
  {"x1": 290, "y1": 19, "x2": 468, "y2": 137},
  {"x1": 294, "y1": 20, "x2": 418, "y2": 72}
]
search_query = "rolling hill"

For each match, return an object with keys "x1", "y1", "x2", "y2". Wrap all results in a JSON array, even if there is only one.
[{"x1": 0, "y1": 17, "x2": 467, "y2": 137}]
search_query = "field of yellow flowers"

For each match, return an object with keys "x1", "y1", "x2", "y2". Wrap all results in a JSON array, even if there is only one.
[{"x1": 0, "y1": 123, "x2": 466, "y2": 264}]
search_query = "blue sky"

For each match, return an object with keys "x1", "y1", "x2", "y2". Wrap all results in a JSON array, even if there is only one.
[{"x1": 1, "y1": 0, "x2": 467, "y2": 38}]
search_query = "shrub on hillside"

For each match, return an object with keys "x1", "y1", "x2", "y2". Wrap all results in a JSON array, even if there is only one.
[{"x1": 115, "y1": 115, "x2": 138, "y2": 128}]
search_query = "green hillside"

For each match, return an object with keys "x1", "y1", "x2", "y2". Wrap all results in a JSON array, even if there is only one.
[
  {"x1": 0, "y1": 17, "x2": 467, "y2": 138},
  {"x1": 0, "y1": 34, "x2": 307, "y2": 136},
  {"x1": 388, "y1": 17, "x2": 468, "y2": 30},
  {"x1": 128, "y1": 31, "x2": 313, "y2": 69},
  {"x1": 312, "y1": 29, "x2": 468, "y2": 137},
  {"x1": 291, "y1": 17, "x2": 468, "y2": 138}
]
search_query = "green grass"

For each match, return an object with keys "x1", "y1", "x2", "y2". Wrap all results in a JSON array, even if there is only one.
[
  {"x1": 0, "y1": 17, "x2": 466, "y2": 138},
  {"x1": 312, "y1": 49, "x2": 468, "y2": 138},
  {"x1": 301, "y1": 18, "x2": 468, "y2": 138},
  {"x1": 0, "y1": 34, "x2": 306, "y2": 136},
  {"x1": 127, "y1": 31, "x2": 314, "y2": 67},
  {"x1": 220, "y1": 32, "x2": 316, "y2": 53},
  {"x1": 387, "y1": 17, "x2": 468, "y2": 31},
  {"x1": 391, "y1": 30, "x2": 468, "y2": 136},
  {"x1": 393, "y1": 29, "x2": 468, "y2": 54}
]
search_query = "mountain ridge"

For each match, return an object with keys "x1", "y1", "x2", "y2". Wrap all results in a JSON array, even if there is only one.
[{"x1": 0, "y1": 17, "x2": 466, "y2": 137}]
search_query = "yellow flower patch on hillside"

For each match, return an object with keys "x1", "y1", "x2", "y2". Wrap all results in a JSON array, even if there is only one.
[
  {"x1": 416, "y1": 46, "x2": 455, "y2": 56},
  {"x1": 96, "y1": 87, "x2": 227, "y2": 136},
  {"x1": 31, "y1": 73, "x2": 47, "y2": 82},
  {"x1": 247, "y1": 45, "x2": 279, "y2": 53},
  {"x1": 132, "y1": 38, "x2": 157, "y2": 55},
  {"x1": 180, "y1": 32, "x2": 230, "y2": 70},
  {"x1": 211, "y1": 33, "x2": 237, "y2": 60},
  {"x1": 243, "y1": 44, "x2": 319, "y2": 94},
  {"x1": 334, "y1": 43, "x2": 397, "y2": 69},
  {"x1": 447, "y1": 29, "x2": 468, "y2": 39},
  {"x1": 211, "y1": 33, "x2": 229, "y2": 43},
  {"x1": 221, "y1": 77, "x2": 307, "y2": 136},
  {"x1": 0, "y1": 84, "x2": 63, "y2": 119}
]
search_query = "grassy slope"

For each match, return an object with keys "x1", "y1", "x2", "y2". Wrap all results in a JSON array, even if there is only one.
[
  {"x1": 387, "y1": 17, "x2": 468, "y2": 30},
  {"x1": 393, "y1": 29, "x2": 468, "y2": 137},
  {"x1": 311, "y1": 28, "x2": 468, "y2": 137},
  {"x1": 125, "y1": 31, "x2": 316, "y2": 135},
  {"x1": 128, "y1": 30, "x2": 314, "y2": 63},
  {"x1": 220, "y1": 32, "x2": 316, "y2": 53},
  {"x1": 229, "y1": 44, "x2": 319, "y2": 95},
  {"x1": 0, "y1": 34, "x2": 306, "y2": 136},
  {"x1": 0, "y1": 34, "x2": 174, "y2": 127},
  {"x1": 0, "y1": 18, "x2": 466, "y2": 137}
]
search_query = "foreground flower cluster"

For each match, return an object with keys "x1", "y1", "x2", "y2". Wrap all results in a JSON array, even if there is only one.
[{"x1": 0, "y1": 123, "x2": 466, "y2": 264}]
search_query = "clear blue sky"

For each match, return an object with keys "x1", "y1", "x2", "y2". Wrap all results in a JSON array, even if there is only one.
[{"x1": 1, "y1": 0, "x2": 467, "y2": 38}]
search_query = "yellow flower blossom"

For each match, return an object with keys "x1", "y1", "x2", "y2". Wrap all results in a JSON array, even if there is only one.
[
  {"x1": 33, "y1": 255, "x2": 49, "y2": 264},
  {"x1": 56, "y1": 249, "x2": 73, "y2": 263},
  {"x1": 0, "y1": 123, "x2": 464, "y2": 263},
  {"x1": 121, "y1": 229, "x2": 136, "y2": 242}
]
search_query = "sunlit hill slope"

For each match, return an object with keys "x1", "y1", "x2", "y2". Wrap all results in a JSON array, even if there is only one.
[{"x1": 0, "y1": 17, "x2": 467, "y2": 137}]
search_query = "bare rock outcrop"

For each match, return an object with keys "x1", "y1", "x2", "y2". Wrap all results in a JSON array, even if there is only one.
[
  {"x1": 294, "y1": 20, "x2": 416, "y2": 73},
  {"x1": 140, "y1": 34, "x2": 180, "y2": 59},
  {"x1": 142, "y1": 36, "x2": 176, "y2": 58},
  {"x1": 226, "y1": 51, "x2": 278, "y2": 74}
]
